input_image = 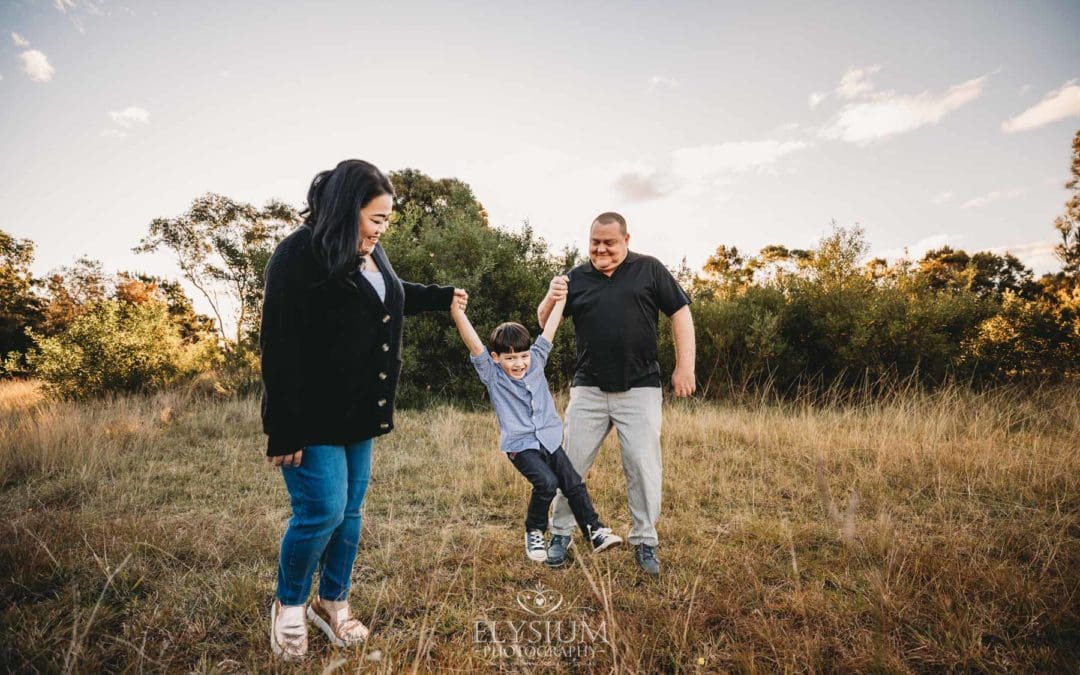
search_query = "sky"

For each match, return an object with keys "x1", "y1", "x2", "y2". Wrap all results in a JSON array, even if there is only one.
[{"x1": 2, "y1": 0, "x2": 1079, "y2": 311}]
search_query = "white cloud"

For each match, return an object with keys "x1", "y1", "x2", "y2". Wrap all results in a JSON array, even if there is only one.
[
  {"x1": 836, "y1": 65, "x2": 880, "y2": 99},
  {"x1": 19, "y1": 50, "x2": 55, "y2": 82},
  {"x1": 821, "y1": 75, "x2": 987, "y2": 144},
  {"x1": 1002, "y1": 79, "x2": 1080, "y2": 133},
  {"x1": 648, "y1": 75, "x2": 679, "y2": 93},
  {"x1": 101, "y1": 106, "x2": 150, "y2": 138},
  {"x1": 11, "y1": 32, "x2": 30, "y2": 47},
  {"x1": 108, "y1": 106, "x2": 150, "y2": 128},
  {"x1": 671, "y1": 140, "x2": 809, "y2": 179},
  {"x1": 51, "y1": 0, "x2": 105, "y2": 33},
  {"x1": 960, "y1": 187, "x2": 1027, "y2": 209},
  {"x1": 609, "y1": 139, "x2": 809, "y2": 202},
  {"x1": 931, "y1": 190, "x2": 954, "y2": 204},
  {"x1": 808, "y1": 65, "x2": 880, "y2": 109}
]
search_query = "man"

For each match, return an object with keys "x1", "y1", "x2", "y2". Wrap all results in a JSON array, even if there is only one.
[{"x1": 537, "y1": 211, "x2": 695, "y2": 576}]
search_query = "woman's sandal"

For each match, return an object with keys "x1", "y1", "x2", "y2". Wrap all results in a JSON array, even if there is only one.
[{"x1": 307, "y1": 596, "x2": 370, "y2": 647}]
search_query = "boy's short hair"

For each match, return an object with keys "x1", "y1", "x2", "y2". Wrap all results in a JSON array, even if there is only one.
[{"x1": 490, "y1": 322, "x2": 532, "y2": 354}]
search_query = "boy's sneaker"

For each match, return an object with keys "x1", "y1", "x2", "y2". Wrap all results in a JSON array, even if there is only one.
[
  {"x1": 270, "y1": 599, "x2": 308, "y2": 661},
  {"x1": 634, "y1": 543, "x2": 660, "y2": 576},
  {"x1": 545, "y1": 533, "x2": 573, "y2": 568},
  {"x1": 525, "y1": 529, "x2": 547, "y2": 562},
  {"x1": 589, "y1": 526, "x2": 623, "y2": 553}
]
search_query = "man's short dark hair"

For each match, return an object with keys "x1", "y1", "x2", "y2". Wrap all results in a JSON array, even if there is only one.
[
  {"x1": 490, "y1": 322, "x2": 532, "y2": 355},
  {"x1": 592, "y1": 211, "x2": 627, "y2": 235}
]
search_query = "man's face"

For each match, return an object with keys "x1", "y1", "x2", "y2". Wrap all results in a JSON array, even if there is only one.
[
  {"x1": 492, "y1": 350, "x2": 531, "y2": 379},
  {"x1": 589, "y1": 221, "x2": 630, "y2": 275}
]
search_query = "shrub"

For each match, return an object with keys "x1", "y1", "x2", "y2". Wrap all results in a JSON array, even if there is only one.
[
  {"x1": 961, "y1": 291, "x2": 1080, "y2": 381},
  {"x1": 28, "y1": 299, "x2": 216, "y2": 399}
]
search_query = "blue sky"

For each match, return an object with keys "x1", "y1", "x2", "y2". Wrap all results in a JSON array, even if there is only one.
[{"x1": 2, "y1": 0, "x2": 1078, "y2": 303}]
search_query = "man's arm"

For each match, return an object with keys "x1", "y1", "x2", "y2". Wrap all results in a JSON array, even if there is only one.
[
  {"x1": 450, "y1": 303, "x2": 486, "y2": 357},
  {"x1": 537, "y1": 275, "x2": 568, "y2": 329},
  {"x1": 540, "y1": 298, "x2": 566, "y2": 344},
  {"x1": 670, "y1": 305, "x2": 696, "y2": 397}
]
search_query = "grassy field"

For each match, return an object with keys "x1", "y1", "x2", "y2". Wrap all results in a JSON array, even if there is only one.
[{"x1": 1, "y1": 379, "x2": 1078, "y2": 673}]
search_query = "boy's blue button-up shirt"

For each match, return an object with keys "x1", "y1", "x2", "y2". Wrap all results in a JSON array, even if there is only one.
[{"x1": 470, "y1": 335, "x2": 563, "y2": 454}]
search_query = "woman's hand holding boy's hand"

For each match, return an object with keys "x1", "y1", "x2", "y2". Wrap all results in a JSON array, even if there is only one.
[
  {"x1": 451, "y1": 289, "x2": 468, "y2": 316},
  {"x1": 452, "y1": 288, "x2": 469, "y2": 311}
]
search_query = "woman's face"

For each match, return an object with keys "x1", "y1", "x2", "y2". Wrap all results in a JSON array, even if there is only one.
[{"x1": 358, "y1": 193, "x2": 393, "y2": 255}]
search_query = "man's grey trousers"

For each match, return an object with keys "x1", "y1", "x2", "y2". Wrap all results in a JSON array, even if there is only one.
[{"x1": 551, "y1": 386, "x2": 663, "y2": 546}]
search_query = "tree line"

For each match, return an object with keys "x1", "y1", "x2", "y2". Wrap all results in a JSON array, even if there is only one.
[{"x1": 2, "y1": 132, "x2": 1077, "y2": 401}]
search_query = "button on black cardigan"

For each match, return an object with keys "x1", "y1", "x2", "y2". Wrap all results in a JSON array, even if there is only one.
[{"x1": 260, "y1": 225, "x2": 454, "y2": 456}]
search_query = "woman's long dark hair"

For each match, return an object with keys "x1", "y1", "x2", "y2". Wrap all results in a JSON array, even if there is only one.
[{"x1": 301, "y1": 159, "x2": 394, "y2": 278}]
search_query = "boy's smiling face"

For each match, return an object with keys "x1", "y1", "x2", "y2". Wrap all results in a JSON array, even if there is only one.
[{"x1": 492, "y1": 350, "x2": 531, "y2": 379}]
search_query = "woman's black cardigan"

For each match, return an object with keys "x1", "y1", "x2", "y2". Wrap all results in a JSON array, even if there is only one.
[{"x1": 260, "y1": 225, "x2": 454, "y2": 456}]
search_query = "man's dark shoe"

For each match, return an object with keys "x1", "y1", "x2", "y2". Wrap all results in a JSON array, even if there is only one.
[
  {"x1": 634, "y1": 543, "x2": 660, "y2": 576},
  {"x1": 546, "y1": 534, "x2": 573, "y2": 568}
]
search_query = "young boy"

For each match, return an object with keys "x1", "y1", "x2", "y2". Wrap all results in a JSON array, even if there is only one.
[{"x1": 450, "y1": 295, "x2": 622, "y2": 567}]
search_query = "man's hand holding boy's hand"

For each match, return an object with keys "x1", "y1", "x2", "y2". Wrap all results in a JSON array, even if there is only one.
[{"x1": 547, "y1": 275, "x2": 569, "y2": 302}]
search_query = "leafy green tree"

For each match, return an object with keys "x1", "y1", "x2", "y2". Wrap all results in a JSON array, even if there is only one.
[
  {"x1": 135, "y1": 193, "x2": 300, "y2": 346},
  {"x1": 1053, "y1": 129, "x2": 1080, "y2": 277},
  {"x1": 41, "y1": 257, "x2": 107, "y2": 335},
  {"x1": 916, "y1": 248, "x2": 1035, "y2": 299},
  {"x1": 918, "y1": 246, "x2": 970, "y2": 291},
  {"x1": 0, "y1": 230, "x2": 44, "y2": 371},
  {"x1": 116, "y1": 272, "x2": 218, "y2": 343},
  {"x1": 701, "y1": 244, "x2": 754, "y2": 295},
  {"x1": 389, "y1": 169, "x2": 489, "y2": 232},
  {"x1": 809, "y1": 223, "x2": 870, "y2": 290},
  {"x1": 380, "y1": 171, "x2": 574, "y2": 406},
  {"x1": 967, "y1": 251, "x2": 1035, "y2": 298}
]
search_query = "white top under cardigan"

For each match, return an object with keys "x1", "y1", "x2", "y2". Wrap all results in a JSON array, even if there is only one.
[{"x1": 360, "y1": 268, "x2": 386, "y2": 303}]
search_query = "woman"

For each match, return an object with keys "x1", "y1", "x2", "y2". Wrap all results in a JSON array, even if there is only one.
[{"x1": 260, "y1": 159, "x2": 466, "y2": 660}]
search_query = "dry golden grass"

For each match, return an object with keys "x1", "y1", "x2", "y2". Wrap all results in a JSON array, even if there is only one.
[
  {"x1": 0, "y1": 378, "x2": 44, "y2": 415},
  {"x1": 1, "y1": 383, "x2": 1078, "y2": 672}
]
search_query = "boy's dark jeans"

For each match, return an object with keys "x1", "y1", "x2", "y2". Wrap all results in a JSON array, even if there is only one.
[{"x1": 509, "y1": 446, "x2": 603, "y2": 538}]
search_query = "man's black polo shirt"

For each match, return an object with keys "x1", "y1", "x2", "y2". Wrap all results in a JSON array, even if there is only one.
[{"x1": 564, "y1": 250, "x2": 690, "y2": 392}]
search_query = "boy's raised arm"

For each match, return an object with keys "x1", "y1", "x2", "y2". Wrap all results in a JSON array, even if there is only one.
[
  {"x1": 541, "y1": 298, "x2": 567, "y2": 345},
  {"x1": 451, "y1": 304, "x2": 487, "y2": 357}
]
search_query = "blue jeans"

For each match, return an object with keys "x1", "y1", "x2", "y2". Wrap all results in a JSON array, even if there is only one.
[{"x1": 276, "y1": 440, "x2": 373, "y2": 606}]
